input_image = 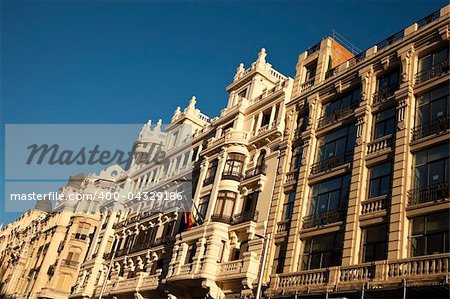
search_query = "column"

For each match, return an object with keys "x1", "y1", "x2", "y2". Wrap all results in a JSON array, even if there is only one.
[{"x1": 341, "y1": 66, "x2": 375, "y2": 266}]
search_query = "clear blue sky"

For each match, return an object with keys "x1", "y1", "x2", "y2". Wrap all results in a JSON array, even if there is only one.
[{"x1": 1, "y1": 0, "x2": 447, "y2": 224}]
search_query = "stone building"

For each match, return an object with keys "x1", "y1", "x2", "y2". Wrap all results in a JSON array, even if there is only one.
[{"x1": 265, "y1": 5, "x2": 450, "y2": 299}]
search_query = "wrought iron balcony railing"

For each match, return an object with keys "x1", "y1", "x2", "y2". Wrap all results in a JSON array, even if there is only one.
[
  {"x1": 302, "y1": 209, "x2": 344, "y2": 229},
  {"x1": 372, "y1": 85, "x2": 397, "y2": 104},
  {"x1": 222, "y1": 171, "x2": 243, "y2": 182},
  {"x1": 318, "y1": 105, "x2": 355, "y2": 128},
  {"x1": 244, "y1": 164, "x2": 267, "y2": 179},
  {"x1": 415, "y1": 58, "x2": 449, "y2": 85},
  {"x1": 211, "y1": 214, "x2": 233, "y2": 225},
  {"x1": 233, "y1": 210, "x2": 259, "y2": 225},
  {"x1": 408, "y1": 181, "x2": 450, "y2": 206},
  {"x1": 311, "y1": 153, "x2": 351, "y2": 175},
  {"x1": 411, "y1": 116, "x2": 450, "y2": 141}
]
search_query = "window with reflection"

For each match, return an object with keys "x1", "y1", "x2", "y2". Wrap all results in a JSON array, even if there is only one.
[
  {"x1": 310, "y1": 175, "x2": 350, "y2": 216},
  {"x1": 317, "y1": 124, "x2": 355, "y2": 165},
  {"x1": 214, "y1": 191, "x2": 237, "y2": 220},
  {"x1": 414, "y1": 143, "x2": 450, "y2": 189},
  {"x1": 411, "y1": 211, "x2": 449, "y2": 257},
  {"x1": 305, "y1": 61, "x2": 317, "y2": 82},
  {"x1": 282, "y1": 191, "x2": 296, "y2": 220},
  {"x1": 204, "y1": 159, "x2": 218, "y2": 185},
  {"x1": 322, "y1": 87, "x2": 361, "y2": 118},
  {"x1": 198, "y1": 194, "x2": 210, "y2": 220},
  {"x1": 362, "y1": 224, "x2": 387, "y2": 262},
  {"x1": 368, "y1": 162, "x2": 392, "y2": 198},
  {"x1": 415, "y1": 85, "x2": 449, "y2": 129},
  {"x1": 302, "y1": 233, "x2": 343, "y2": 270},
  {"x1": 290, "y1": 147, "x2": 303, "y2": 171},
  {"x1": 223, "y1": 153, "x2": 246, "y2": 179},
  {"x1": 373, "y1": 107, "x2": 396, "y2": 139},
  {"x1": 273, "y1": 243, "x2": 287, "y2": 274},
  {"x1": 376, "y1": 69, "x2": 400, "y2": 98},
  {"x1": 418, "y1": 47, "x2": 449, "y2": 72}
]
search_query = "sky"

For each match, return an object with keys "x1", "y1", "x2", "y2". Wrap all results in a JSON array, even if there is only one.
[{"x1": 1, "y1": 0, "x2": 447, "y2": 224}]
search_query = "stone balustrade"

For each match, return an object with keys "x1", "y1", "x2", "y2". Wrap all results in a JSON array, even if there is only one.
[
  {"x1": 217, "y1": 259, "x2": 244, "y2": 276},
  {"x1": 361, "y1": 196, "x2": 387, "y2": 214},
  {"x1": 269, "y1": 254, "x2": 450, "y2": 296},
  {"x1": 367, "y1": 135, "x2": 394, "y2": 154}
]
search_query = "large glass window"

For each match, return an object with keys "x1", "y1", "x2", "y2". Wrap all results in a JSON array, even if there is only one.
[
  {"x1": 418, "y1": 47, "x2": 449, "y2": 72},
  {"x1": 317, "y1": 125, "x2": 355, "y2": 164},
  {"x1": 376, "y1": 69, "x2": 400, "y2": 98},
  {"x1": 273, "y1": 243, "x2": 287, "y2": 274},
  {"x1": 415, "y1": 85, "x2": 449, "y2": 128},
  {"x1": 362, "y1": 224, "x2": 387, "y2": 262},
  {"x1": 373, "y1": 107, "x2": 396, "y2": 139},
  {"x1": 414, "y1": 143, "x2": 450, "y2": 189},
  {"x1": 223, "y1": 153, "x2": 245, "y2": 179},
  {"x1": 410, "y1": 211, "x2": 449, "y2": 257},
  {"x1": 310, "y1": 175, "x2": 350, "y2": 216},
  {"x1": 368, "y1": 162, "x2": 392, "y2": 198},
  {"x1": 302, "y1": 233, "x2": 343, "y2": 270},
  {"x1": 322, "y1": 87, "x2": 361, "y2": 117}
]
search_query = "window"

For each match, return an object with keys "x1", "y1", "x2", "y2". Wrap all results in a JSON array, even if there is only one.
[
  {"x1": 290, "y1": 147, "x2": 303, "y2": 171},
  {"x1": 198, "y1": 194, "x2": 210, "y2": 220},
  {"x1": 305, "y1": 62, "x2": 317, "y2": 81},
  {"x1": 75, "y1": 223, "x2": 90, "y2": 240},
  {"x1": 241, "y1": 192, "x2": 258, "y2": 213},
  {"x1": 322, "y1": 87, "x2": 361, "y2": 118},
  {"x1": 410, "y1": 211, "x2": 449, "y2": 257},
  {"x1": 214, "y1": 191, "x2": 237, "y2": 219},
  {"x1": 315, "y1": 124, "x2": 355, "y2": 172},
  {"x1": 362, "y1": 224, "x2": 387, "y2": 262},
  {"x1": 414, "y1": 143, "x2": 450, "y2": 189},
  {"x1": 204, "y1": 160, "x2": 218, "y2": 185},
  {"x1": 282, "y1": 192, "x2": 295, "y2": 220},
  {"x1": 368, "y1": 162, "x2": 392, "y2": 198},
  {"x1": 261, "y1": 111, "x2": 271, "y2": 127},
  {"x1": 415, "y1": 85, "x2": 449, "y2": 129},
  {"x1": 185, "y1": 243, "x2": 197, "y2": 264},
  {"x1": 310, "y1": 175, "x2": 350, "y2": 216},
  {"x1": 376, "y1": 69, "x2": 400, "y2": 97},
  {"x1": 302, "y1": 233, "x2": 343, "y2": 270},
  {"x1": 418, "y1": 47, "x2": 449, "y2": 72},
  {"x1": 373, "y1": 107, "x2": 396, "y2": 139},
  {"x1": 223, "y1": 153, "x2": 245, "y2": 179},
  {"x1": 273, "y1": 243, "x2": 287, "y2": 274}
]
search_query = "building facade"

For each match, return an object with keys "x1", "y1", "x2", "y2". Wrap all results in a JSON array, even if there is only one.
[
  {"x1": 265, "y1": 5, "x2": 450, "y2": 299},
  {"x1": 1, "y1": 5, "x2": 449, "y2": 299}
]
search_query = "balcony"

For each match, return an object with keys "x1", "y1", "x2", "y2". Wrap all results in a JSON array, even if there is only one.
[
  {"x1": 285, "y1": 170, "x2": 299, "y2": 183},
  {"x1": 411, "y1": 116, "x2": 450, "y2": 141},
  {"x1": 300, "y1": 78, "x2": 315, "y2": 92},
  {"x1": 243, "y1": 164, "x2": 267, "y2": 180},
  {"x1": 116, "y1": 248, "x2": 129, "y2": 257},
  {"x1": 317, "y1": 105, "x2": 355, "y2": 128},
  {"x1": 217, "y1": 259, "x2": 244, "y2": 276},
  {"x1": 276, "y1": 220, "x2": 290, "y2": 234},
  {"x1": 269, "y1": 253, "x2": 449, "y2": 296},
  {"x1": 62, "y1": 259, "x2": 79, "y2": 269},
  {"x1": 211, "y1": 214, "x2": 233, "y2": 225},
  {"x1": 408, "y1": 181, "x2": 450, "y2": 206},
  {"x1": 372, "y1": 85, "x2": 397, "y2": 105},
  {"x1": 221, "y1": 172, "x2": 242, "y2": 182},
  {"x1": 367, "y1": 135, "x2": 395, "y2": 155},
  {"x1": 233, "y1": 210, "x2": 259, "y2": 225},
  {"x1": 415, "y1": 58, "x2": 449, "y2": 85},
  {"x1": 310, "y1": 154, "x2": 348, "y2": 175},
  {"x1": 302, "y1": 209, "x2": 344, "y2": 229},
  {"x1": 361, "y1": 196, "x2": 388, "y2": 214}
]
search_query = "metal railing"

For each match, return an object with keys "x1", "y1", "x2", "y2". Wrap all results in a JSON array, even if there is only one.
[
  {"x1": 233, "y1": 210, "x2": 259, "y2": 225},
  {"x1": 408, "y1": 181, "x2": 450, "y2": 206},
  {"x1": 307, "y1": 41, "x2": 321, "y2": 56},
  {"x1": 415, "y1": 58, "x2": 449, "y2": 85},
  {"x1": 211, "y1": 214, "x2": 233, "y2": 225},
  {"x1": 412, "y1": 116, "x2": 450, "y2": 141},
  {"x1": 244, "y1": 164, "x2": 267, "y2": 179},
  {"x1": 311, "y1": 153, "x2": 350, "y2": 175},
  {"x1": 222, "y1": 171, "x2": 243, "y2": 182},
  {"x1": 417, "y1": 9, "x2": 441, "y2": 28},
  {"x1": 302, "y1": 209, "x2": 344, "y2": 229},
  {"x1": 317, "y1": 104, "x2": 355, "y2": 128},
  {"x1": 372, "y1": 85, "x2": 398, "y2": 104},
  {"x1": 376, "y1": 30, "x2": 404, "y2": 51}
]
